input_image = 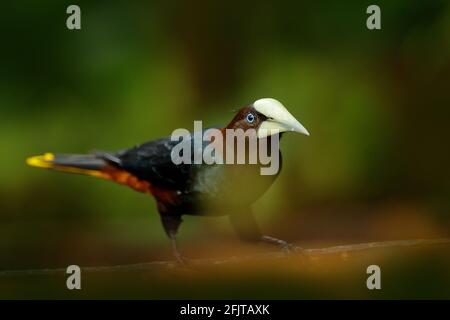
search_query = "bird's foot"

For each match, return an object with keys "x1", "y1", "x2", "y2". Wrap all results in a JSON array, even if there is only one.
[
  {"x1": 280, "y1": 242, "x2": 295, "y2": 253},
  {"x1": 280, "y1": 242, "x2": 306, "y2": 257},
  {"x1": 261, "y1": 235, "x2": 304, "y2": 256},
  {"x1": 173, "y1": 252, "x2": 191, "y2": 267}
]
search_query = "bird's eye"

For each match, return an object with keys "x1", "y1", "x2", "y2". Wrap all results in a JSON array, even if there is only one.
[{"x1": 246, "y1": 113, "x2": 255, "y2": 124}]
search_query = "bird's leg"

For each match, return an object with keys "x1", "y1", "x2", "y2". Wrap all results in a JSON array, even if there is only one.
[
  {"x1": 228, "y1": 208, "x2": 302, "y2": 254},
  {"x1": 169, "y1": 233, "x2": 188, "y2": 265},
  {"x1": 229, "y1": 210, "x2": 299, "y2": 253},
  {"x1": 160, "y1": 213, "x2": 188, "y2": 265}
]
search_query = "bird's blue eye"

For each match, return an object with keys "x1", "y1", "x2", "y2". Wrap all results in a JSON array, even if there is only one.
[{"x1": 246, "y1": 113, "x2": 255, "y2": 123}]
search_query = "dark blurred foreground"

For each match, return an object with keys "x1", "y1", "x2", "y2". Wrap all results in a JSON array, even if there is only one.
[{"x1": 1, "y1": 243, "x2": 449, "y2": 299}]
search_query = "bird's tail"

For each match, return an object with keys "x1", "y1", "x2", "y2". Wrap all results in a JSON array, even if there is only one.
[
  {"x1": 26, "y1": 152, "x2": 152, "y2": 193},
  {"x1": 26, "y1": 153, "x2": 108, "y2": 178}
]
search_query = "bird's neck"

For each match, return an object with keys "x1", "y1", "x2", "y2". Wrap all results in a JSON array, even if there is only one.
[{"x1": 210, "y1": 127, "x2": 282, "y2": 163}]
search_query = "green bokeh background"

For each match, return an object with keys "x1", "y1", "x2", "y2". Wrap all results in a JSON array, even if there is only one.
[{"x1": 0, "y1": 0, "x2": 449, "y2": 298}]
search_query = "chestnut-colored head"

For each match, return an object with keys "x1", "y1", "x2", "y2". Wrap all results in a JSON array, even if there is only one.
[{"x1": 226, "y1": 98, "x2": 309, "y2": 138}]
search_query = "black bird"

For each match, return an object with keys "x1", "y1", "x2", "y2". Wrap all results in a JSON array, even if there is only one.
[{"x1": 27, "y1": 98, "x2": 309, "y2": 262}]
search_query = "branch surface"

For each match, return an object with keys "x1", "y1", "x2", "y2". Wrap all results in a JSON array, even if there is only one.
[{"x1": 1, "y1": 238, "x2": 449, "y2": 277}]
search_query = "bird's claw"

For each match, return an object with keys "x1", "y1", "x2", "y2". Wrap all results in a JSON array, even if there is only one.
[
  {"x1": 280, "y1": 242, "x2": 296, "y2": 253},
  {"x1": 280, "y1": 242, "x2": 306, "y2": 257},
  {"x1": 174, "y1": 253, "x2": 191, "y2": 267},
  {"x1": 261, "y1": 236, "x2": 303, "y2": 255}
]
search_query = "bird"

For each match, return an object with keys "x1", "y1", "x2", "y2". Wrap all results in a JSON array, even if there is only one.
[{"x1": 27, "y1": 98, "x2": 309, "y2": 263}]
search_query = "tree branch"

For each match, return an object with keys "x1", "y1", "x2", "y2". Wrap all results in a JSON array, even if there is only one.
[{"x1": 1, "y1": 238, "x2": 449, "y2": 277}]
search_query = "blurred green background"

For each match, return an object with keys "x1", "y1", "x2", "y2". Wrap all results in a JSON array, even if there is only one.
[{"x1": 1, "y1": 0, "x2": 449, "y2": 298}]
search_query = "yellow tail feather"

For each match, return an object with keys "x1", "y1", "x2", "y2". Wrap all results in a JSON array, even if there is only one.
[
  {"x1": 26, "y1": 153, "x2": 55, "y2": 168},
  {"x1": 26, "y1": 153, "x2": 106, "y2": 178}
]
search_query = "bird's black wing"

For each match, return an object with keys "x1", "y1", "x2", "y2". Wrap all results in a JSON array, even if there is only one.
[
  {"x1": 108, "y1": 127, "x2": 223, "y2": 192},
  {"x1": 112, "y1": 136, "x2": 195, "y2": 191}
]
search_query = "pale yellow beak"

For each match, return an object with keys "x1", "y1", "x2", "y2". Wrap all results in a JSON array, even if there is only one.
[{"x1": 253, "y1": 98, "x2": 309, "y2": 138}]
